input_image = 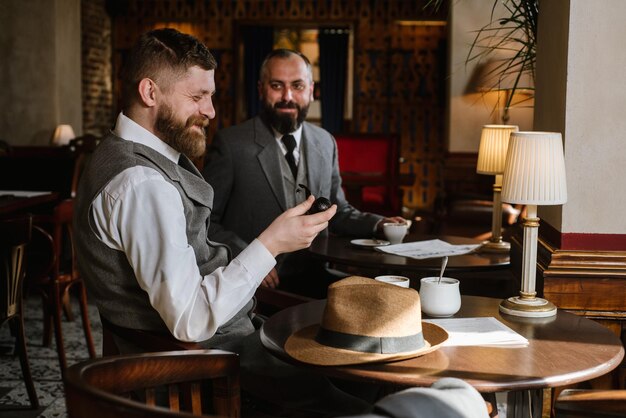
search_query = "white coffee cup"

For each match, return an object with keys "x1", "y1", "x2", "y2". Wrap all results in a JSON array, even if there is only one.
[
  {"x1": 374, "y1": 275, "x2": 410, "y2": 288},
  {"x1": 383, "y1": 222, "x2": 408, "y2": 245},
  {"x1": 419, "y1": 277, "x2": 461, "y2": 317}
]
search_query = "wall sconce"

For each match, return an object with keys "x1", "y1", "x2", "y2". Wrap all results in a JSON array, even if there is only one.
[
  {"x1": 51, "y1": 124, "x2": 76, "y2": 146},
  {"x1": 500, "y1": 131, "x2": 567, "y2": 317},
  {"x1": 476, "y1": 124, "x2": 519, "y2": 253},
  {"x1": 465, "y1": 58, "x2": 534, "y2": 124}
]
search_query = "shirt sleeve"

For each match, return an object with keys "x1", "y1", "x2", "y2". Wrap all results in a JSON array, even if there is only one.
[{"x1": 90, "y1": 166, "x2": 276, "y2": 342}]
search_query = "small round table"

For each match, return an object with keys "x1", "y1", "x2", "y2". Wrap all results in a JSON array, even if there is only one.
[
  {"x1": 308, "y1": 234, "x2": 510, "y2": 275},
  {"x1": 308, "y1": 234, "x2": 513, "y2": 297},
  {"x1": 261, "y1": 296, "x2": 624, "y2": 416}
]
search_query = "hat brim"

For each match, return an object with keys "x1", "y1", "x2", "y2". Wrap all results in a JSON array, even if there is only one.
[{"x1": 284, "y1": 322, "x2": 448, "y2": 366}]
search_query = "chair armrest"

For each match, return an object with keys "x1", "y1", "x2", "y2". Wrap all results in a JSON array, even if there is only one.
[{"x1": 555, "y1": 389, "x2": 626, "y2": 417}]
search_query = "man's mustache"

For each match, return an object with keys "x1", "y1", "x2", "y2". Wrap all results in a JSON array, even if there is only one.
[
  {"x1": 186, "y1": 115, "x2": 209, "y2": 129},
  {"x1": 274, "y1": 101, "x2": 299, "y2": 110}
]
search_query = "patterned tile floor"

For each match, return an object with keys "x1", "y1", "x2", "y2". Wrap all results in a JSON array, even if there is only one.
[{"x1": 0, "y1": 294, "x2": 102, "y2": 418}]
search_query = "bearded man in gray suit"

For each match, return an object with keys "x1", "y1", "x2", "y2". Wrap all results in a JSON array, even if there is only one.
[{"x1": 203, "y1": 49, "x2": 404, "y2": 296}]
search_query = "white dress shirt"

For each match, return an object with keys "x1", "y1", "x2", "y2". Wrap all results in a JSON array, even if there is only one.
[{"x1": 90, "y1": 113, "x2": 276, "y2": 342}]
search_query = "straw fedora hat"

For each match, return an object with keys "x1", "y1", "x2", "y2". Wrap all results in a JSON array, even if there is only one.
[{"x1": 285, "y1": 276, "x2": 448, "y2": 366}]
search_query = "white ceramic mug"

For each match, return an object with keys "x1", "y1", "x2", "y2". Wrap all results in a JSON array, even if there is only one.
[
  {"x1": 419, "y1": 277, "x2": 461, "y2": 317},
  {"x1": 374, "y1": 275, "x2": 410, "y2": 288},
  {"x1": 383, "y1": 222, "x2": 408, "y2": 245}
]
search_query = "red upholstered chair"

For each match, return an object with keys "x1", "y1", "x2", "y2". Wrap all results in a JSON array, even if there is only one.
[{"x1": 335, "y1": 133, "x2": 403, "y2": 216}]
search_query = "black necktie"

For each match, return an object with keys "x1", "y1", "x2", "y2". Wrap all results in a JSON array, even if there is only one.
[{"x1": 281, "y1": 134, "x2": 298, "y2": 179}]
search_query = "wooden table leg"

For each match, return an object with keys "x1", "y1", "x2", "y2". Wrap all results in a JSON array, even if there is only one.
[{"x1": 507, "y1": 389, "x2": 542, "y2": 418}]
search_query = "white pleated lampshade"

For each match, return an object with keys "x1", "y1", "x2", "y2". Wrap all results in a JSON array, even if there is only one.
[
  {"x1": 476, "y1": 125, "x2": 519, "y2": 175},
  {"x1": 501, "y1": 131, "x2": 568, "y2": 205}
]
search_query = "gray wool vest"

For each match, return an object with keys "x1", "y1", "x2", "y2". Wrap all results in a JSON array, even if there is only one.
[
  {"x1": 74, "y1": 133, "x2": 255, "y2": 344},
  {"x1": 278, "y1": 136, "x2": 309, "y2": 209}
]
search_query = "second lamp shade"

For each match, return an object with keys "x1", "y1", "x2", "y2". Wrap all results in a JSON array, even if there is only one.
[
  {"x1": 501, "y1": 131, "x2": 568, "y2": 205},
  {"x1": 476, "y1": 125, "x2": 519, "y2": 175}
]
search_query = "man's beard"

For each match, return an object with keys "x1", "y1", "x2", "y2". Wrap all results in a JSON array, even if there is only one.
[
  {"x1": 155, "y1": 102, "x2": 208, "y2": 159},
  {"x1": 259, "y1": 99, "x2": 309, "y2": 135}
]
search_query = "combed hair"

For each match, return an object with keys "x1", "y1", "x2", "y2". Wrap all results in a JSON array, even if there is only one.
[
  {"x1": 120, "y1": 28, "x2": 217, "y2": 111},
  {"x1": 259, "y1": 49, "x2": 313, "y2": 82}
]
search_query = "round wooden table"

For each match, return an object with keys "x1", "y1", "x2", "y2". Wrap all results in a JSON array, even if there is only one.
[
  {"x1": 261, "y1": 296, "x2": 624, "y2": 394},
  {"x1": 308, "y1": 234, "x2": 510, "y2": 275}
]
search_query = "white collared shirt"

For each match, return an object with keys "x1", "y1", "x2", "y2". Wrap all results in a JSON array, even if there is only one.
[
  {"x1": 89, "y1": 113, "x2": 275, "y2": 342},
  {"x1": 274, "y1": 125, "x2": 303, "y2": 165}
]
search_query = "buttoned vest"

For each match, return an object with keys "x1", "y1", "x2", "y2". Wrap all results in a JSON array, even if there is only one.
[
  {"x1": 278, "y1": 136, "x2": 309, "y2": 208},
  {"x1": 74, "y1": 134, "x2": 253, "y2": 342}
]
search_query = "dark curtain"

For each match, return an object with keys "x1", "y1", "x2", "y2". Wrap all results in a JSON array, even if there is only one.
[
  {"x1": 318, "y1": 28, "x2": 349, "y2": 134},
  {"x1": 242, "y1": 26, "x2": 274, "y2": 119}
]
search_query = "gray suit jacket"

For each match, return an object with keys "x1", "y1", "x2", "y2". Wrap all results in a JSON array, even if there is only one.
[{"x1": 203, "y1": 116, "x2": 382, "y2": 257}]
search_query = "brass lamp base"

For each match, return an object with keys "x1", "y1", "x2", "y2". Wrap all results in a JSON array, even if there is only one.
[
  {"x1": 480, "y1": 239, "x2": 511, "y2": 253},
  {"x1": 499, "y1": 296, "x2": 557, "y2": 318}
]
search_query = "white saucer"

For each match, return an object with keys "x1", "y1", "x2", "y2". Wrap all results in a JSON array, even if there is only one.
[{"x1": 350, "y1": 239, "x2": 391, "y2": 248}]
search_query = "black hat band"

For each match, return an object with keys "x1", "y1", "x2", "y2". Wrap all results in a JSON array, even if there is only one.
[{"x1": 315, "y1": 327, "x2": 425, "y2": 354}]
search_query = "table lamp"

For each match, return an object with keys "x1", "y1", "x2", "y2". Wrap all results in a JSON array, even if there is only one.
[
  {"x1": 500, "y1": 131, "x2": 567, "y2": 317},
  {"x1": 51, "y1": 124, "x2": 75, "y2": 146},
  {"x1": 476, "y1": 124, "x2": 519, "y2": 253}
]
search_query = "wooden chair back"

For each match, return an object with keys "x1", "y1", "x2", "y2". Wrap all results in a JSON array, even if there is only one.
[
  {"x1": 68, "y1": 134, "x2": 100, "y2": 198},
  {"x1": 0, "y1": 215, "x2": 39, "y2": 408},
  {"x1": 554, "y1": 389, "x2": 626, "y2": 417},
  {"x1": 0, "y1": 216, "x2": 31, "y2": 322},
  {"x1": 64, "y1": 350, "x2": 240, "y2": 417}
]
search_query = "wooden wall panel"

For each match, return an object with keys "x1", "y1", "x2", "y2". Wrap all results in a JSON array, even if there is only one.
[{"x1": 109, "y1": 0, "x2": 447, "y2": 210}]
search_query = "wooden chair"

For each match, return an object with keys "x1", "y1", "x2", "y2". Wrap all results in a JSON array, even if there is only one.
[
  {"x1": 64, "y1": 350, "x2": 240, "y2": 417},
  {"x1": 26, "y1": 198, "x2": 96, "y2": 376},
  {"x1": 68, "y1": 134, "x2": 100, "y2": 198},
  {"x1": 554, "y1": 389, "x2": 626, "y2": 417},
  {"x1": 0, "y1": 216, "x2": 39, "y2": 409}
]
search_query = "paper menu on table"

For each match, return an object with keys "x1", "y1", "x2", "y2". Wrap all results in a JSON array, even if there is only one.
[
  {"x1": 374, "y1": 239, "x2": 481, "y2": 260},
  {"x1": 423, "y1": 317, "x2": 529, "y2": 347}
]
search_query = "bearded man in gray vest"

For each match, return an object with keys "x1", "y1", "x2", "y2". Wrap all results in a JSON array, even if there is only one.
[
  {"x1": 74, "y1": 29, "x2": 370, "y2": 416},
  {"x1": 203, "y1": 49, "x2": 405, "y2": 297}
]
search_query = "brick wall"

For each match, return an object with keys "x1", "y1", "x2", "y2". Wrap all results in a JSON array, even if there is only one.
[{"x1": 81, "y1": 0, "x2": 113, "y2": 136}]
